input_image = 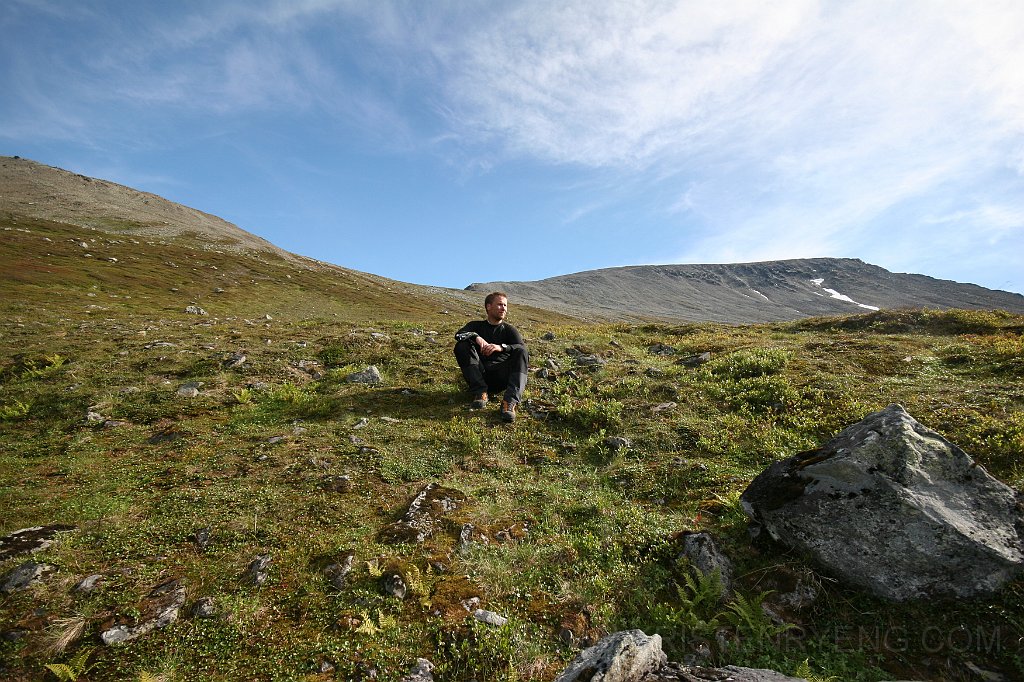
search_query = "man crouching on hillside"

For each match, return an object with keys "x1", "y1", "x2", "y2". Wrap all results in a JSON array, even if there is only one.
[{"x1": 454, "y1": 292, "x2": 529, "y2": 422}]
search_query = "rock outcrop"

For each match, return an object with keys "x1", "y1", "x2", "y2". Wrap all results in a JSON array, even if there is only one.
[
  {"x1": 554, "y1": 630, "x2": 805, "y2": 682},
  {"x1": 741, "y1": 404, "x2": 1024, "y2": 600},
  {"x1": 555, "y1": 630, "x2": 666, "y2": 682}
]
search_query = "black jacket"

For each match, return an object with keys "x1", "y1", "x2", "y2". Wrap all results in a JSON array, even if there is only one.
[{"x1": 454, "y1": 320, "x2": 526, "y2": 351}]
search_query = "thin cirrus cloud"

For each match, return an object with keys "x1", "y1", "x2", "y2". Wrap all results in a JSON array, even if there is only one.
[
  {"x1": 427, "y1": 1, "x2": 1023, "y2": 281},
  {"x1": 1, "y1": 1, "x2": 1021, "y2": 291}
]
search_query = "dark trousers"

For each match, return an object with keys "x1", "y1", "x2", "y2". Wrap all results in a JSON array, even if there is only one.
[{"x1": 453, "y1": 341, "x2": 529, "y2": 404}]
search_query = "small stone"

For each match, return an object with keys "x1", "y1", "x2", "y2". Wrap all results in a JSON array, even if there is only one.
[
  {"x1": 86, "y1": 410, "x2": 104, "y2": 423},
  {"x1": 541, "y1": 332, "x2": 556, "y2": 341},
  {"x1": 0, "y1": 561, "x2": 56, "y2": 593},
  {"x1": 473, "y1": 609, "x2": 508, "y2": 627},
  {"x1": 243, "y1": 553, "x2": 272, "y2": 585},
  {"x1": 0, "y1": 522, "x2": 75, "y2": 561},
  {"x1": 401, "y1": 658, "x2": 435, "y2": 682},
  {"x1": 648, "y1": 343, "x2": 676, "y2": 356},
  {"x1": 346, "y1": 366, "x2": 383, "y2": 384},
  {"x1": 193, "y1": 527, "x2": 211, "y2": 550},
  {"x1": 185, "y1": 305, "x2": 208, "y2": 316},
  {"x1": 224, "y1": 352, "x2": 246, "y2": 368},
  {"x1": 575, "y1": 354, "x2": 606, "y2": 367},
  {"x1": 176, "y1": 382, "x2": 202, "y2": 398},
  {"x1": 191, "y1": 596, "x2": 217, "y2": 619},
  {"x1": 267, "y1": 436, "x2": 285, "y2": 444},
  {"x1": 677, "y1": 351, "x2": 712, "y2": 367},
  {"x1": 74, "y1": 574, "x2": 103, "y2": 593},
  {"x1": 325, "y1": 552, "x2": 355, "y2": 590},
  {"x1": 604, "y1": 436, "x2": 631, "y2": 451},
  {"x1": 382, "y1": 572, "x2": 407, "y2": 600}
]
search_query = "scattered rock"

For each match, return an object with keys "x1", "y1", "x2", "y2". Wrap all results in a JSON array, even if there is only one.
[
  {"x1": 555, "y1": 629, "x2": 666, "y2": 682},
  {"x1": 346, "y1": 365, "x2": 383, "y2": 384},
  {"x1": 224, "y1": 352, "x2": 247, "y2": 368},
  {"x1": 191, "y1": 596, "x2": 217, "y2": 619},
  {"x1": 267, "y1": 436, "x2": 285, "y2": 444},
  {"x1": 102, "y1": 420, "x2": 128, "y2": 429},
  {"x1": 401, "y1": 658, "x2": 435, "y2": 682},
  {"x1": 353, "y1": 417, "x2": 370, "y2": 429},
  {"x1": 185, "y1": 305, "x2": 208, "y2": 316},
  {"x1": 651, "y1": 402, "x2": 677, "y2": 413},
  {"x1": 74, "y1": 574, "x2": 104, "y2": 593},
  {"x1": 100, "y1": 579, "x2": 187, "y2": 645},
  {"x1": 605, "y1": 436, "x2": 631, "y2": 451},
  {"x1": 546, "y1": 358, "x2": 561, "y2": 370},
  {"x1": 676, "y1": 352, "x2": 712, "y2": 367},
  {"x1": 741, "y1": 404, "x2": 1024, "y2": 600},
  {"x1": 0, "y1": 561, "x2": 56, "y2": 593},
  {"x1": 148, "y1": 427, "x2": 186, "y2": 444},
  {"x1": 0, "y1": 525, "x2": 75, "y2": 562},
  {"x1": 322, "y1": 475, "x2": 354, "y2": 494},
  {"x1": 575, "y1": 354, "x2": 606, "y2": 367},
  {"x1": 324, "y1": 551, "x2": 355, "y2": 590},
  {"x1": 176, "y1": 382, "x2": 202, "y2": 398},
  {"x1": 243, "y1": 553, "x2": 272, "y2": 585},
  {"x1": 473, "y1": 609, "x2": 508, "y2": 627},
  {"x1": 192, "y1": 527, "x2": 211, "y2": 550},
  {"x1": 555, "y1": 630, "x2": 804, "y2": 682},
  {"x1": 382, "y1": 570, "x2": 407, "y2": 600},
  {"x1": 542, "y1": 332, "x2": 557, "y2": 341},
  {"x1": 678, "y1": 532, "x2": 734, "y2": 598},
  {"x1": 86, "y1": 410, "x2": 105, "y2": 423},
  {"x1": 379, "y1": 483, "x2": 467, "y2": 544},
  {"x1": 648, "y1": 343, "x2": 677, "y2": 356}
]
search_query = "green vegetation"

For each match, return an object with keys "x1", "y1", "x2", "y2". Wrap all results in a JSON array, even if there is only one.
[{"x1": 1, "y1": 216, "x2": 1023, "y2": 681}]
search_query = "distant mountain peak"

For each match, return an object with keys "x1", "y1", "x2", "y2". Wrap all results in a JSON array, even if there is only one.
[{"x1": 467, "y1": 258, "x2": 1024, "y2": 323}]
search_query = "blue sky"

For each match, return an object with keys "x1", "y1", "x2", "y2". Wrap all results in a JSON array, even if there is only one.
[{"x1": 3, "y1": 1, "x2": 1023, "y2": 294}]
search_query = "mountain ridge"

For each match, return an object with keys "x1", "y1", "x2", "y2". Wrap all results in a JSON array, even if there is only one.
[
  {"x1": 5, "y1": 155, "x2": 1023, "y2": 324},
  {"x1": 467, "y1": 257, "x2": 1024, "y2": 324}
]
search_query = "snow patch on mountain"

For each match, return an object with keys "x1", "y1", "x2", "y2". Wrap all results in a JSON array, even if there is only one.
[{"x1": 810, "y1": 279, "x2": 880, "y2": 311}]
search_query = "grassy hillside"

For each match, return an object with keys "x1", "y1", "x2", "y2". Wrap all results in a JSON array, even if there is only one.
[{"x1": 1, "y1": 218, "x2": 1023, "y2": 681}]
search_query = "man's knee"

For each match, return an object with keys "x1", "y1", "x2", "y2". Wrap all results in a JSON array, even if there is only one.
[
  {"x1": 454, "y1": 340, "x2": 479, "y2": 362},
  {"x1": 509, "y1": 345, "x2": 529, "y2": 365}
]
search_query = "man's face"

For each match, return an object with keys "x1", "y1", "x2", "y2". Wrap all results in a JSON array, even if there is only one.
[{"x1": 485, "y1": 296, "x2": 508, "y2": 323}]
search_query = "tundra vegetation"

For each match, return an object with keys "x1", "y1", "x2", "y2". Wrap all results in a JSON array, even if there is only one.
[{"x1": 0, "y1": 216, "x2": 1022, "y2": 681}]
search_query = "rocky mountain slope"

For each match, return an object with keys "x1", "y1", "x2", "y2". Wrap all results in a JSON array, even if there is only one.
[
  {"x1": 1, "y1": 158, "x2": 1022, "y2": 681},
  {"x1": 0, "y1": 156, "x2": 570, "y2": 328},
  {"x1": 0, "y1": 156, "x2": 286, "y2": 256},
  {"x1": 468, "y1": 259, "x2": 1024, "y2": 323}
]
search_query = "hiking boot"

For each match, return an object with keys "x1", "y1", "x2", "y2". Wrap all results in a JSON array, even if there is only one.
[
  {"x1": 471, "y1": 392, "x2": 488, "y2": 409},
  {"x1": 500, "y1": 400, "x2": 517, "y2": 423}
]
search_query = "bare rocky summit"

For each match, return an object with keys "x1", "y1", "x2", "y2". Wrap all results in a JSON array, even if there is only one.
[{"x1": 467, "y1": 259, "x2": 1024, "y2": 323}]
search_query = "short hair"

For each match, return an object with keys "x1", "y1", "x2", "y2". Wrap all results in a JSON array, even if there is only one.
[{"x1": 484, "y1": 291, "x2": 508, "y2": 307}]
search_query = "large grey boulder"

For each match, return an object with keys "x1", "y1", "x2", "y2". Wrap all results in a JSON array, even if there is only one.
[
  {"x1": 555, "y1": 629, "x2": 666, "y2": 682},
  {"x1": 741, "y1": 404, "x2": 1024, "y2": 600}
]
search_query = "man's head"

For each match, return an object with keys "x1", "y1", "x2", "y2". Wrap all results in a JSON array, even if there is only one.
[{"x1": 484, "y1": 292, "x2": 508, "y2": 324}]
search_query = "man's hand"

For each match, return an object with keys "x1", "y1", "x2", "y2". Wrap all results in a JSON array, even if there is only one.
[{"x1": 479, "y1": 339, "x2": 503, "y2": 357}]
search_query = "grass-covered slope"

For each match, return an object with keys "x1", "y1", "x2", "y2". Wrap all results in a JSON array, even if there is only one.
[{"x1": 2, "y1": 234, "x2": 1022, "y2": 682}]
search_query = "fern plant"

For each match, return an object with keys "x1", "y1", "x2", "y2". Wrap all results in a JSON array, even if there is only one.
[
  {"x1": 793, "y1": 658, "x2": 840, "y2": 682},
  {"x1": 0, "y1": 399, "x2": 31, "y2": 421},
  {"x1": 724, "y1": 590, "x2": 794, "y2": 641},
  {"x1": 43, "y1": 647, "x2": 95, "y2": 681}
]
